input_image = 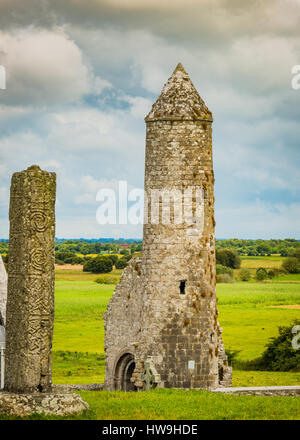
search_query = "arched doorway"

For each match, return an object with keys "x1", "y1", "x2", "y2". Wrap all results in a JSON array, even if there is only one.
[{"x1": 114, "y1": 353, "x2": 137, "y2": 391}]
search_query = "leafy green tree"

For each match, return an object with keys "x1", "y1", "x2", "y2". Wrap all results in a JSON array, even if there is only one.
[
  {"x1": 216, "y1": 264, "x2": 233, "y2": 277},
  {"x1": 239, "y1": 268, "x2": 251, "y2": 281},
  {"x1": 255, "y1": 267, "x2": 268, "y2": 281},
  {"x1": 216, "y1": 274, "x2": 234, "y2": 283},
  {"x1": 93, "y1": 257, "x2": 112, "y2": 273},
  {"x1": 256, "y1": 244, "x2": 271, "y2": 256},
  {"x1": 291, "y1": 248, "x2": 300, "y2": 261},
  {"x1": 215, "y1": 238, "x2": 298, "y2": 257},
  {"x1": 82, "y1": 259, "x2": 94, "y2": 272},
  {"x1": 107, "y1": 254, "x2": 119, "y2": 266},
  {"x1": 120, "y1": 249, "x2": 130, "y2": 256},
  {"x1": 224, "y1": 349, "x2": 242, "y2": 366},
  {"x1": 248, "y1": 321, "x2": 300, "y2": 371},
  {"x1": 282, "y1": 257, "x2": 300, "y2": 274},
  {"x1": 72, "y1": 256, "x2": 84, "y2": 264},
  {"x1": 115, "y1": 258, "x2": 128, "y2": 269},
  {"x1": 267, "y1": 269, "x2": 275, "y2": 279},
  {"x1": 216, "y1": 249, "x2": 241, "y2": 269},
  {"x1": 55, "y1": 251, "x2": 79, "y2": 264},
  {"x1": 83, "y1": 256, "x2": 113, "y2": 274},
  {"x1": 79, "y1": 244, "x2": 94, "y2": 255},
  {"x1": 279, "y1": 249, "x2": 288, "y2": 257},
  {"x1": 124, "y1": 254, "x2": 133, "y2": 262}
]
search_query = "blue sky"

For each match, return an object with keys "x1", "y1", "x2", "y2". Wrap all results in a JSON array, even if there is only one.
[{"x1": 0, "y1": 0, "x2": 299, "y2": 239}]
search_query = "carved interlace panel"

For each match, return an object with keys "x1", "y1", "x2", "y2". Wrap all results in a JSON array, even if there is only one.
[{"x1": 5, "y1": 165, "x2": 56, "y2": 393}]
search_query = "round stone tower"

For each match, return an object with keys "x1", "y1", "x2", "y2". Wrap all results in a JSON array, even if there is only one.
[{"x1": 104, "y1": 63, "x2": 232, "y2": 391}]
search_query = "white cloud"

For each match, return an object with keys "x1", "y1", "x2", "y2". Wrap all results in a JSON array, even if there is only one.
[
  {"x1": 0, "y1": 218, "x2": 8, "y2": 237},
  {"x1": 213, "y1": 117, "x2": 300, "y2": 194},
  {"x1": 103, "y1": 0, "x2": 201, "y2": 9},
  {"x1": 39, "y1": 160, "x2": 62, "y2": 171},
  {"x1": 0, "y1": 164, "x2": 8, "y2": 177},
  {"x1": 56, "y1": 214, "x2": 143, "y2": 239},
  {"x1": 0, "y1": 28, "x2": 91, "y2": 106},
  {"x1": 74, "y1": 175, "x2": 137, "y2": 205},
  {"x1": 68, "y1": 24, "x2": 300, "y2": 108},
  {"x1": 74, "y1": 176, "x2": 121, "y2": 205},
  {"x1": 0, "y1": 186, "x2": 9, "y2": 208},
  {"x1": 0, "y1": 1, "x2": 299, "y2": 239},
  {"x1": 206, "y1": 87, "x2": 277, "y2": 120},
  {"x1": 0, "y1": 131, "x2": 44, "y2": 168},
  {"x1": 216, "y1": 200, "x2": 300, "y2": 239},
  {"x1": 92, "y1": 76, "x2": 113, "y2": 94},
  {"x1": 1, "y1": 1, "x2": 300, "y2": 47},
  {"x1": 0, "y1": 105, "x2": 31, "y2": 119},
  {"x1": 125, "y1": 96, "x2": 152, "y2": 118},
  {"x1": 51, "y1": 108, "x2": 113, "y2": 138},
  {"x1": 47, "y1": 107, "x2": 142, "y2": 156},
  {"x1": 203, "y1": 35, "x2": 299, "y2": 95}
]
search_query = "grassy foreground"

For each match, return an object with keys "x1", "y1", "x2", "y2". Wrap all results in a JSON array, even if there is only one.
[
  {"x1": 1, "y1": 389, "x2": 299, "y2": 420},
  {"x1": 51, "y1": 263, "x2": 300, "y2": 420},
  {"x1": 2, "y1": 256, "x2": 299, "y2": 420},
  {"x1": 74, "y1": 389, "x2": 300, "y2": 420}
]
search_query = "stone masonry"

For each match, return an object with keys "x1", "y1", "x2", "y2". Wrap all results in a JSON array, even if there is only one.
[
  {"x1": 0, "y1": 255, "x2": 7, "y2": 325},
  {"x1": 104, "y1": 64, "x2": 232, "y2": 391},
  {"x1": 5, "y1": 165, "x2": 56, "y2": 394},
  {"x1": 0, "y1": 165, "x2": 89, "y2": 416}
]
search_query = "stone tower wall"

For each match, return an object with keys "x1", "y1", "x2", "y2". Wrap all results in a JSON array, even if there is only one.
[
  {"x1": 5, "y1": 165, "x2": 56, "y2": 393},
  {"x1": 133, "y1": 119, "x2": 219, "y2": 389},
  {"x1": 104, "y1": 64, "x2": 232, "y2": 390}
]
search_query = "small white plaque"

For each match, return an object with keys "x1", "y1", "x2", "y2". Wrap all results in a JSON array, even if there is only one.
[{"x1": 188, "y1": 360, "x2": 195, "y2": 370}]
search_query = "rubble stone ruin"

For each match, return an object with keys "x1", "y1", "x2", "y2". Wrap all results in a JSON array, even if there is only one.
[
  {"x1": 104, "y1": 63, "x2": 232, "y2": 391},
  {"x1": 0, "y1": 165, "x2": 88, "y2": 416},
  {"x1": 0, "y1": 254, "x2": 7, "y2": 325}
]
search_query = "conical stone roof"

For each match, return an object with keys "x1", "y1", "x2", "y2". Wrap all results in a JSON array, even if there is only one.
[{"x1": 145, "y1": 63, "x2": 212, "y2": 122}]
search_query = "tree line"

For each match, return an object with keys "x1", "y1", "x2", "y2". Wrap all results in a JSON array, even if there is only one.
[
  {"x1": 215, "y1": 238, "x2": 299, "y2": 256},
  {"x1": 1, "y1": 238, "x2": 298, "y2": 259}
]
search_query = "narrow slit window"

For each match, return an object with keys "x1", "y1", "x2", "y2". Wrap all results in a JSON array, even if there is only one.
[{"x1": 180, "y1": 280, "x2": 186, "y2": 295}]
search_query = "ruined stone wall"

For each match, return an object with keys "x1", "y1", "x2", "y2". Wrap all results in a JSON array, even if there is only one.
[
  {"x1": 5, "y1": 165, "x2": 56, "y2": 393},
  {"x1": 104, "y1": 258, "x2": 144, "y2": 390},
  {"x1": 0, "y1": 255, "x2": 7, "y2": 324}
]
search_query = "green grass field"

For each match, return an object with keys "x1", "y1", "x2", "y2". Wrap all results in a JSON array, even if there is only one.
[
  {"x1": 2, "y1": 389, "x2": 299, "y2": 420},
  {"x1": 234, "y1": 255, "x2": 300, "y2": 280},
  {"x1": 52, "y1": 257, "x2": 300, "y2": 379},
  {"x1": 53, "y1": 260, "x2": 300, "y2": 366},
  {"x1": 240, "y1": 256, "x2": 283, "y2": 269},
  {"x1": 3, "y1": 255, "x2": 300, "y2": 420},
  {"x1": 53, "y1": 280, "x2": 300, "y2": 357}
]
